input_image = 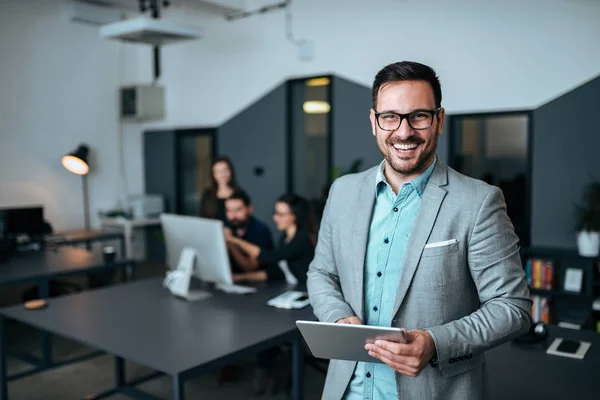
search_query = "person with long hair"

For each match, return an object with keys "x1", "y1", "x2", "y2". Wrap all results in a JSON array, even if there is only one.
[
  {"x1": 225, "y1": 193, "x2": 315, "y2": 287},
  {"x1": 224, "y1": 193, "x2": 315, "y2": 394},
  {"x1": 199, "y1": 156, "x2": 240, "y2": 223}
]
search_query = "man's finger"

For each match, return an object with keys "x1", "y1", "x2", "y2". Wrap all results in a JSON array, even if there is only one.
[
  {"x1": 368, "y1": 351, "x2": 419, "y2": 377},
  {"x1": 373, "y1": 339, "x2": 413, "y2": 356},
  {"x1": 366, "y1": 343, "x2": 417, "y2": 368},
  {"x1": 336, "y1": 316, "x2": 363, "y2": 325}
]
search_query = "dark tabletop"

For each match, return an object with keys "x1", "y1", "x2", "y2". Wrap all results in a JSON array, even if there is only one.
[
  {"x1": 0, "y1": 247, "x2": 124, "y2": 286},
  {"x1": 488, "y1": 326, "x2": 600, "y2": 399},
  {"x1": 44, "y1": 229, "x2": 123, "y2": 246},
  {"x1": 0, "y1": 278, "x2": 315, "y2": 376}
]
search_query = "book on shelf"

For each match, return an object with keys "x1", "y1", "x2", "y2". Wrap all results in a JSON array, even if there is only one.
[
  {"x1": 525, "y1": 258, "x2": 554, "y2": 290},
  {"x1": 531, "y1": 295, "x2": 551, "y2": 324}
]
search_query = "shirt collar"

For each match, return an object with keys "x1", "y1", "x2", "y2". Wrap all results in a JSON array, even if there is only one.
[{"x1": 375, "y1": 156, "x2": 437, "y2": 198}]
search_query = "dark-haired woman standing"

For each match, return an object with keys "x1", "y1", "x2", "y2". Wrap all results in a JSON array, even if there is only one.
[{"x1": 199, "y1": 156, "x2": 240, "y2": 223}]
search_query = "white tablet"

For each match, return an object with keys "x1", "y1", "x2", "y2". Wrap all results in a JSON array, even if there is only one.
[{"x1": 296, "y1": 320, "x2": 406, "y2": 363}]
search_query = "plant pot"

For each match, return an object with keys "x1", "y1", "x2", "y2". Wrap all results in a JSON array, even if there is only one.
[{"x1": 577, "y1": 231, "x2": 600, "y2": 257}]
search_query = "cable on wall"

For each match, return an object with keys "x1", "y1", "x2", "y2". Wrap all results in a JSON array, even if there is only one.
[{"x1": 225, "y1": 0, "x2": 314, "y2": 61}]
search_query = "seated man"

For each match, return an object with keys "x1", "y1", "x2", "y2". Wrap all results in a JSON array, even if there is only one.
[
  {"x1": 218, "y1": 190, "x2": 274, "y2": 385},
  {"x1": 224, "y1": 190, "x2": 273, "y2": 273}
]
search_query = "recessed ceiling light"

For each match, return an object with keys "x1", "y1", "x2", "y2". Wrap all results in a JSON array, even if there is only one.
[
  {"x1": 303, "y1": 101, "x2": 331, "y2": 114},
  {"x1": 305, "y1": 77, "x2": 330, "y2": 87}
]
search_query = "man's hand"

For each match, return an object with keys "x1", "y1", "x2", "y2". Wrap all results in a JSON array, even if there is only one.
[
  {"x1": 223, "y1": 227, "x2": 233, "y2": 241},
  {"x1": 365, "y1": 330, "x2": 436, "y2": 377},
  {"x1": 336, "y1": 316, "x2": 362, "y2": 325}
]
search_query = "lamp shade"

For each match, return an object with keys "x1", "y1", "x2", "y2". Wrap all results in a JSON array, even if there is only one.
[{"x1": 62, "y1": 145, "x2": 89, "y2": 175}]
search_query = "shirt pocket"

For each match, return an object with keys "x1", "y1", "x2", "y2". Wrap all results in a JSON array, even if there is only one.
[{"x1": 421, "y1": 240, "x2": 459, "y2": 257}]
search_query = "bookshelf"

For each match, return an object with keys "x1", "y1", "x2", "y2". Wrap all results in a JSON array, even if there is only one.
[{"x1": 521, "y1": 247, "x2": 600, "y2": 331}]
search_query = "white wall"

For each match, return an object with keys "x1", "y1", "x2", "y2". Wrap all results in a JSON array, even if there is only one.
[
  {"x1": 0, "y1": 0, "x2": 142, "y2": 230},
  {"x1": 2, "y1": 0, "x2": 600, "y2": 230},
  {"x1": 152, "y1": 0, "x2": 600, "y2": 127}
]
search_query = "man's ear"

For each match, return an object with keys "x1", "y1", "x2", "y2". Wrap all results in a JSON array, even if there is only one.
[
  {"x1": 370, "y1": 109, "x2": 377, "y2": 137},
  {"x1": 248, "y1": 204, "x2": 254, "y2": 215},
  {"x1": 437, "y1": 107, "x2": 445, "y2": 136}
]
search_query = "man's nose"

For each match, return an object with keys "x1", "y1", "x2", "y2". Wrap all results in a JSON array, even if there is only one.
[{"x1": 392, "y1": 118, "x2": 414, "y2": 141}]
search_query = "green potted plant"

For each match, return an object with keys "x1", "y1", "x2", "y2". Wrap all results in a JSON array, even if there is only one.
[{"x1": 574, "y1": 180, "x2": 600, "y2": 257}]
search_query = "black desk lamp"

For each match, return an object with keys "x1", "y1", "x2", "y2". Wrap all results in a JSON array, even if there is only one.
[{"x1": 62, "y1": 144, "x2": 90, "y2": 230}]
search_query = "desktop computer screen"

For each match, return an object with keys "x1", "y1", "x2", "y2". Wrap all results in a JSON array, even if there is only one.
[
  {"x1": 0, "y1": 206, "x2": 45, "y2": 238},
  {"x1": 160, "y1": 213, "x2": 233, "y2": 286}
]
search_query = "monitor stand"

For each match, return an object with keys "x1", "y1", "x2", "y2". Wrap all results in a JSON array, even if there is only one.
[{"x1": 163, "y1": 247, "x2": 212, "y2": 302}]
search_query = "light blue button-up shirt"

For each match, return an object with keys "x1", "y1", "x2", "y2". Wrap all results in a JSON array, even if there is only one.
[{"x1": 344, "y1": 158, "x2": 436, "y2": 400}]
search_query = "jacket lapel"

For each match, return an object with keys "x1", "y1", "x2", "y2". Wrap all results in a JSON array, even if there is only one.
[
  {"x1": 392, "y1": 161, "x2": 448, "y2": 317},
  {"x1": 350, "y1": 167, "x2": 378, "y2": 321}
]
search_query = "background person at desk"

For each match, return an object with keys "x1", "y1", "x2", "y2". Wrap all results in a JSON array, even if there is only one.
[
  {"x1": 225, "y1": 193, "x2": 316, "y2": 395},
  {"x1": 224, "y1": 190, "x2": 273, "y2": 273},
  {"x1": 199, "y1": 156, "x2": 241, "y2": 223},
  {"x1": 226, "y1": 193, "x2": 315, "y2": 287}
]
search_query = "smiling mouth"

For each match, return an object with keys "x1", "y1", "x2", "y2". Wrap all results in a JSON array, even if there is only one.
[{"x1": 392, "y1": 143, "x2": 419, "y2": 151}]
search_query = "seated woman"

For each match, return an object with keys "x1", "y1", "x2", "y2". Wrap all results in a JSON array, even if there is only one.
[
  {"x1": 224, "y1": 193, "x2": 315, "y2": 287},
  {"x1": 225, "y1": 193, "x2": 315, "y2": 394}
]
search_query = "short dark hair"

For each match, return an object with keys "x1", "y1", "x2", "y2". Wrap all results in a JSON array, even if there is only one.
[
  {"x1": 372, "y1": 61, "x2": 442, "y2": 109},
  {"x1": 227, "y1": 190, "x2": 252, "y2": 206}
]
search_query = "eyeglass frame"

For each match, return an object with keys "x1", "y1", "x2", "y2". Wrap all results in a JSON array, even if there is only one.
[{"x1": 374, "y1": 107, "x2": 442, "y2": 131}]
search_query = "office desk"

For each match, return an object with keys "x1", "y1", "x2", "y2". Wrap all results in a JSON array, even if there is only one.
[
  {"x1": 45, "y1": 229, "x2": 125, "y2": 256},
  {"x1": 0, "y1": 247, "x2": 135, "y2": 378},
  {"x1": 0, "y1": 247, "x2": 133, "y2": 293},
  {"x1": 0, "y1": 277, "x2": 314, "y2": 400},
  {"x1": 488, "y1": 326, "x2": 600, "y2": 399},
  {"x1": 99, "y1": 217, "x2": 161, "y2": 260}
]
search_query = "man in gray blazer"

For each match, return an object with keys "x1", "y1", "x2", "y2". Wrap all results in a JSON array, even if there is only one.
[{"x1": 307, "y1": 61, "x2": 532, "y2": 400}]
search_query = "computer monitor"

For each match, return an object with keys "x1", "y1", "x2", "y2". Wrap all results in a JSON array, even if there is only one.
[
  {"x1": 160, "y1": 213, "x2": 233, "y2": 286},
  {"x1": 0, "y1": 206, "x2": 45, "y2": 238}
]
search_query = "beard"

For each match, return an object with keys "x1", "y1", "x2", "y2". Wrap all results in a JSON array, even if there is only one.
[
  {"x1": 229, "y1": 218, "x2": 249, "y2": 230},
  {"x1": 381, "y1": 134, "x2": 438, "y2": 176}
]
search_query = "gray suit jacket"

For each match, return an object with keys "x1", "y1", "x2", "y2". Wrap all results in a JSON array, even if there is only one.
[{"x1": 307, "y1": 160, "x2": 532, "y2": 400}]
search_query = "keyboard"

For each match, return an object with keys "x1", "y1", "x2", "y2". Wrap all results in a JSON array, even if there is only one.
[{"x1": 215, "y1": 283, "x2": 257, "y2": 295}]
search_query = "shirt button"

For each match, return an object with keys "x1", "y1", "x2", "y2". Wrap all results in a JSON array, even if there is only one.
[
  {"x1": 377, "y1": 272, "x2": 382, "y2": 277},
  {"x1": 373, "y1": 306, "x2": 378, "y2": 312},
  {"x1": 393, "y1": 207, "x2": 398, "y2": 212},
  {"x1": 366, "y1": 372, "x2": 371, "y2": 378},
  {"x1": 384, "y1": 238, "x2": 389, "y2": 244}
]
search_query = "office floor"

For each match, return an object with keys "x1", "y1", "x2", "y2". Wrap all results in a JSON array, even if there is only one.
[{"x1": 1, "y1": 261, "x2": 327, "y2": 399}]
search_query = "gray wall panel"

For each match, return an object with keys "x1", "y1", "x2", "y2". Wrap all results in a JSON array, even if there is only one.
[
  {"x1": 532, "y1": 76, "x2": 600, "y2": 248},
  {"x1": 218, "y1": 85, "x2": 287, "y2": 235},
  {"x1": 332, "y1": 77, "x2": 381, "y2": 172}
]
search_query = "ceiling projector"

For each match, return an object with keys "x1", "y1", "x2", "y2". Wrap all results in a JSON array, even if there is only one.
[{"x1": 99, "y1": 16, "x2": 203, "y2": 46}]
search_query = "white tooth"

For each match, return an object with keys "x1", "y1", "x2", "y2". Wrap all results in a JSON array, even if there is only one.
[{"x1": 393, "y1": 143, "x2": 418, "y2": 150}]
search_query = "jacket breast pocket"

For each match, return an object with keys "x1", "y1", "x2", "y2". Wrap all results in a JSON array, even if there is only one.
[{"x1": 421, "y1": 240, "x2": 459, "y2": 257}]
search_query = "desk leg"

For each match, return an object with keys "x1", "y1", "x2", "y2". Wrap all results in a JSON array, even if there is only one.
[
  {"x1": 129, "y1": 261, "x2": 136, "y2": 282},
  {"x1": 173, "y1": 374, "x2": 184, "y2": 400},
  {"x1": 39, "y1": 279, "x2": 52, "y2": 367},
  {"x1": 115, "y1": 356, "x2": 125, "y2": 388},
  {"x1": 0, "y1": 316, "x2": 8, "y2": 400},
  {"x1": 291, "y1": 335, "x2": 304, "y2": 400},
  {"x1": 119, "y1": 236, "x2": 126, "y2": 260}
]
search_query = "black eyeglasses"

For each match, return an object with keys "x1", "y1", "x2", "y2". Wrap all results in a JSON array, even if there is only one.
[{"x1": 374, "y1": 108, "x2": 441, "y2": 131}]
